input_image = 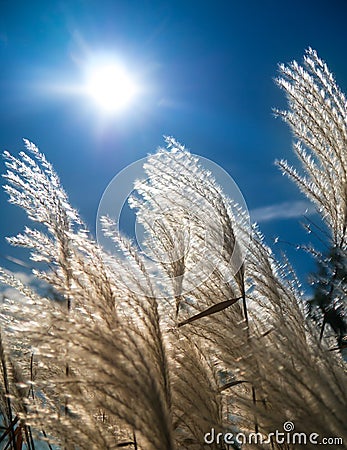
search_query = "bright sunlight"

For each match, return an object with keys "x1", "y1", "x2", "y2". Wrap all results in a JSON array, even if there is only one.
[{"x1": 85, "y1": 63, "x2": 138, "y2": 113}]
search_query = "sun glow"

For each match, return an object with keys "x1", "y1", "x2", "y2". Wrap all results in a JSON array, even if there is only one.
[{"x1": 85, "y1": 63, "x2": 138, "y2": 113}]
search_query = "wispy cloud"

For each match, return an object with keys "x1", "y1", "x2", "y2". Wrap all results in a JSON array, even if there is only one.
[
  {"x1": 250, "y1": 200, "x2": 316, "y2": 223},
  {"x1": 0, "y1": 270, "x2": 50, "y2": 304}
]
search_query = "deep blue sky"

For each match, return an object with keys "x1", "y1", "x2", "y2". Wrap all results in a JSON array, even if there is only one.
[{"x1": 1, "y1": 0, "x2": 347, "y2": 286}]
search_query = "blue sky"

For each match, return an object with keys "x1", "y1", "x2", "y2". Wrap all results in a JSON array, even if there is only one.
[{"x1": 1, "y1": 0, "x2": 347, "y2": 286}]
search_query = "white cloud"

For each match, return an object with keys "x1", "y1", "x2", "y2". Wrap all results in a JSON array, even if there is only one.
[
  {"x1": 0, "y1": 270, "x2": 36, "y2": 302},
  {"x1": 250, "y1": 200, "x2": 316, "y2": 223}
]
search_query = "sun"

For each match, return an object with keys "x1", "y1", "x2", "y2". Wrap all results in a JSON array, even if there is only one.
[{"x1": 85, "y1": 63, "x2": 138, "y2": 113}]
